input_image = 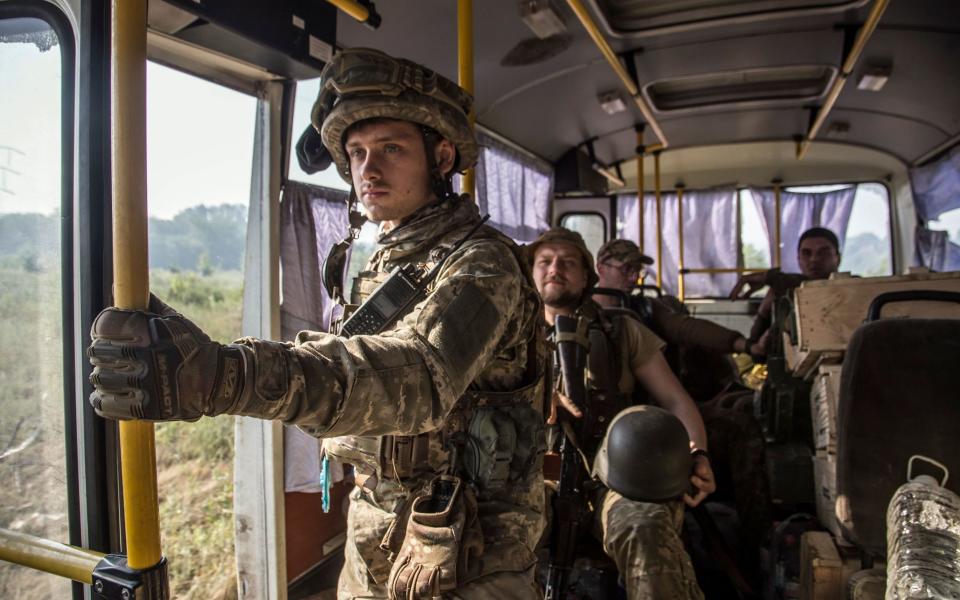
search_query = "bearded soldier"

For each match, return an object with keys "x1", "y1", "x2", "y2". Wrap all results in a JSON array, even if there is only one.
[
  {"x1": 88, "y1": 48, "x2": 546, "y2": 599},
  {"x1": 530, "y1": 228, "x2": 714, "y2": 600}
]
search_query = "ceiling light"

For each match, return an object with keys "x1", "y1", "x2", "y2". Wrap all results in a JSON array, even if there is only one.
[
  {"x1": 857, "y1": 66, "x2": 891, "y2": 92},
  {"x1": 598, "y1": 91, "x2": 627, "y2": 115},
  {"x1": 521, "y1": 1, "x2": 567, "y2": 39}
]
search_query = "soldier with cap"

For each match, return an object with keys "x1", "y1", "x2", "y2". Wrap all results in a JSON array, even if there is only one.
[
  {"x1": 529, "y1": 227, "x2": 714, "y2": 599},
  {"x1": 88, "y1": 47, "x2": 547, "y2": 599},
  {"x1": 596, "y1": 238, "x2": 773, "y2": 586},
  {"x1": 595, "y1": 238, "x2": 749, "y2": 360}
]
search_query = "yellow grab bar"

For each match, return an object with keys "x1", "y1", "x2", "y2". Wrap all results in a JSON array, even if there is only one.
[
  {"x1": 112, "y1": 0, "x2": 163, "y2": 570},
  {"x1": 459, "y1": 0, "x2": 476, "y2": 199},
  {"x1": 0, "y1": 528, "x2": 105, "y2": 585}
]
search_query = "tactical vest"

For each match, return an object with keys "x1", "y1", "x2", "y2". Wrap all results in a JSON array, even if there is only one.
[{"x1": 322, "y1": 227, "x2": 545, "y2": 494}]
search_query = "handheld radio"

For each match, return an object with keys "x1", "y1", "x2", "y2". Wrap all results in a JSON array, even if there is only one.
[{"x1": 340, "y1": 215, "x2": 490, "y2": 337}]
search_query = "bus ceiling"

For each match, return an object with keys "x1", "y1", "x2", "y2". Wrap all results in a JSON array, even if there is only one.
[{"x1": 143, "y1": 0, "x2": 958, "y2": 184}]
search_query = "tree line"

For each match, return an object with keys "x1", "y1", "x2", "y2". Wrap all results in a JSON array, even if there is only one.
[{"x1": 0, "y1": 204, "x2": 247, "y2": 272}]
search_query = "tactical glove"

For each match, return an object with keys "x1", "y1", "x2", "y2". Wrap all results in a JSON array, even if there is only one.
[{"x1": 88, "y1": 295, "x2": 246, "y2": 421}]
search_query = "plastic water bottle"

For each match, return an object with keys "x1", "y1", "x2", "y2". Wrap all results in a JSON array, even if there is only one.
[{"x1": 886, "y1": 456, "x2": 960, "y2": 599}]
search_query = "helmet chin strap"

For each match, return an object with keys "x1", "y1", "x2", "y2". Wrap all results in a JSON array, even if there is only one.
[
  {"x1": 420, "y1": 126, "x2": 458, "y2": 201},
  {"x1": 322, "y1": 188, "x2": 368, "y2": 304}
]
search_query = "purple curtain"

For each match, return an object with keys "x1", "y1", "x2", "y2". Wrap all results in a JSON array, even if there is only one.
[
  {"x1": 617, "y1": 187, "x2": 738, "y2": 297},
  {"x1": 915, "y1": 226, "x2": 960, "y2": 271},
  {"x1": 476, "y1": 131, "x2": 552, "y2": 243},
  {"x1": 280, "y1": 181, "x2": 350, "y2": 493},
  {"x1": 279, "y1": 181, "x2": 349, "y2": 342},
  {"x1": 910, "y1": 145, "x2": 960, "y2": 222},
  {"x1": 750, "y1": 186, "x2": 856, "y2": 273}
]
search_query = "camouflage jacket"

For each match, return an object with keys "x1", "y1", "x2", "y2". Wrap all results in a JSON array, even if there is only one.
[{"x1": 234, "y1": 196, "x2": 546, "y2": 585}]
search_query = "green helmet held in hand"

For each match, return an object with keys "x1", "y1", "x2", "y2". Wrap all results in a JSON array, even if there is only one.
[{"x1": 592, "y1": 405, "x2": 693, "y2": 502}]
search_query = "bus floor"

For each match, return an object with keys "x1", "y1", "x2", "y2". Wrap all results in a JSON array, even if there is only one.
[{"x1": 288, "y1": 550, "x2": 344, "y2": 600}]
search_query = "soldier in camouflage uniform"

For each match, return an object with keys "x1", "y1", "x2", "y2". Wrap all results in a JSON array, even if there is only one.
[
  {"x1": 88, "y1": 48, "x2": 546, "y2": 599},
  {"x1": 530, "y1": 228, "x2": 715, "y2": 600},
  {"x1": 595, "y1": 237, "x2": 772, "y2": 587}
]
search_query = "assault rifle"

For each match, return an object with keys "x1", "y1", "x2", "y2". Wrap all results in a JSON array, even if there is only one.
[{"x1": 545, "y1": 315, "x2": 592, "y2": 600}]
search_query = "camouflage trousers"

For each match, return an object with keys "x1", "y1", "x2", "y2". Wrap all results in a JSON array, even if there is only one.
[
  {"x1": 337, "y1": 486, "x2": 540, "y2": 600},
  {"x1": 597, "y1": 490, "x2": 704, "y2": 600}
]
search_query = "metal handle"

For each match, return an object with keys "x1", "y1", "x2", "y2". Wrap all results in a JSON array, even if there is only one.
[
  {"x1": 907, "y1": 454, "x2": 950, "y2": 488},
  {"x1": 866, "y1": 290, "x2": 960, "y2": 322}
]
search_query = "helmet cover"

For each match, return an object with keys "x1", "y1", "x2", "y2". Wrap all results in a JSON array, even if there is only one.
[{"x1": 310, "y1": 47, "x2": 478, "y2": 182}]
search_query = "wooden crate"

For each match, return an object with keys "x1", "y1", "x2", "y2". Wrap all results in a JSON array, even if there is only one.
[
  {"x1": 800, "y1": 530, "x2": 843, "y2": 600},
  {"x1": 814, "y1": 451, "x2": 841, "y2": 538},
  {"x1": 792, "y1": 271, "x2": 960, "y2": 359},
  {"x1": 810, "y1": 364, "x2": 842, "y2": 454}
]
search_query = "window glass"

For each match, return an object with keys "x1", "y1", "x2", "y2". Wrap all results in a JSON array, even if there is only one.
[
  {"x1": 928, "y1": 207, "x2": 960, "y2": 247},
  {"x1": 841, "y1": 182, "x2": 892, "y2": 276},
  {"x1": 739, "y1": 189, "x2": 771, "y2": 269},
  {"x1": 288, "y1": 77, "x2": 350, "y2": 191},
  {"x1": 560, "y1": 213, "x2": 606, "y2": 259},
  {"x1": 0, "y1": 17, "x2": 70, "y2": 597},
  {"x1": 147, "y1": 61, "x2": 256, "y2": 598},
  {"x1": 346, "y1": 220, "x2": 380, "y2": 287}
]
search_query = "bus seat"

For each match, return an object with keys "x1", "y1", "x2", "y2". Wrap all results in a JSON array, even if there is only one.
[{"x1": 836, "y1": 315, "x2": 960, "y2": 557}]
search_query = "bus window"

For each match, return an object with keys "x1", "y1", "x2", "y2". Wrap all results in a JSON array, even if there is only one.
[
  {"x1": 842, "y1": 183, "x2": 892, "y2": 276},
  {"x1": 0, "y1": 16, "x2": 70, "y2": 597},
  {"x1": 740, "y1": 183, "x2": 892, "y2": 277},
  {"x1": 739, "y1": 191, "x2": 772, "y2": 269},
  {"x1": 145, "y1": 61, "x2": 256, "y2": 598},
  {"x1": 560, "y1": 212, "x2": 607, "y2": 259},
  {"x1": 288, "y1": 77, "x2": 350, "y2": 191},
  {"x1": 929, "y1": 208, "x2": 960, "y2": 246}
]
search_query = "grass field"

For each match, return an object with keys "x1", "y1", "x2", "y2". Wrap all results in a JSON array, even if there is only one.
[{"x1": 0, "y1": 264, "x2": 243, "y2": 598}]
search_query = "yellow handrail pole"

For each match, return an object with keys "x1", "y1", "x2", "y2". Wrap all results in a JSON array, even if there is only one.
[
  {"x1": 112, "y1": 0, "x2": 162, "y2": 570},
  {"x1": 566, "y1": 0, "x2": 668, "y2": 148},
  {"x1": 458, "y1": 0, "x2": 476, "y2": 199},
  {"x1": 682, "y1": 267, "x2": 768, "y2": 275},
  {"x1": 325, "y1": 0, "x2": 381, "y2": 27},
  {"x1": 0, "y1": 528, "x2": 105, "y2": 584},
  {"x1": 676, "y1": 184, "x2": 685, "y2": 302},
  {"x1": 654, "y1": 150, "x2": 663, "y2": 287},
  {"x1": 325, "y1": 0, "x2": 370, "y2": 22},
  {"x1": 636, "y1": 128, "x2": 645, "y2": 253},
  {"x1": 797, "y1": 0, "x2": 889, "y2": 158},
  {"x1": 773, "y1": 179, "x2": 783, "y2": 269}
]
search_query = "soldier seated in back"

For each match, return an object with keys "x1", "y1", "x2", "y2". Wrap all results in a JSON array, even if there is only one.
[{"x1": 530, "y1": 228, "x2": 715, "y2": 600}]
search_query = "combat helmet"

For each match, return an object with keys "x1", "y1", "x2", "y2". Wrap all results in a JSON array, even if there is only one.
[
  {"x1": 296, "y1": 47, "x2": 478, "y2": 184},
  {"x1": 592, "y1": 405, "x2": 692, "y2": 502}
]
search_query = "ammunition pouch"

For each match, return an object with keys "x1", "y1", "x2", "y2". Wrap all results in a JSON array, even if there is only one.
[
  {"x1": 385, "y1": 475, "x2": 483, "y2": 599},
  {"x1": 322, "y1": 433, "x2": 432, "y2": 490}
]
